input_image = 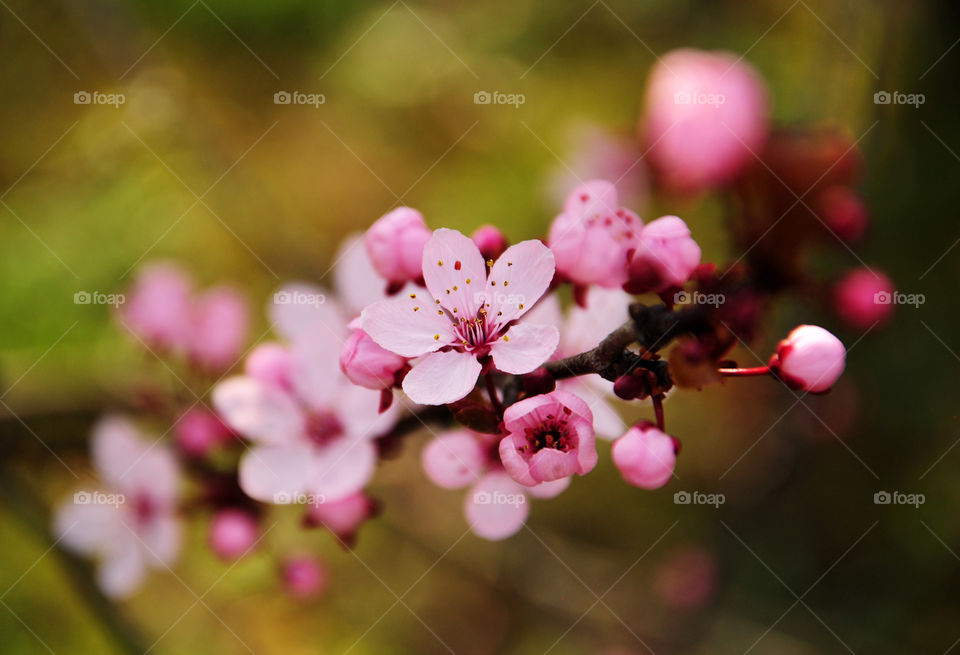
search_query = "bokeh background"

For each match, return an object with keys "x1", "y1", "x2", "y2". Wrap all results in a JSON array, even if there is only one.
[{"x1": 2, "y1": 0, "x2": 958, "y2": 653}]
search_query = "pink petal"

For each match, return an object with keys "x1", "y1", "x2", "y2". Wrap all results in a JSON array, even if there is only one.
[
  {"x1": 498, "y1": 433, "x2": 539, "y2": 487},
  {"x1": 238, "y1": 444, "x2": 316, "y2": 502},
  {"x1": 334, "y1": 233, "x2": 389, "y2": 318},
  {"x1": 421, "y1": 430, "x2": 487, "y2": 489},
  {"x1": 304, "y1": 437, "x2": 377, "y2": 502},
  {"x1": 97, "y1": 534, "x2": 146, "y2": 599},
  {"x1": 52, "y1": 500, "x2": 122, "y2": 556},
  {"x1": 464, "y1": 472, "x2": 530, "y2": 541},
  {"x1": 362, "y1": 295, "x2": 456, "y2": 358},
  {"x1": 490, "y1": 323, "x2": 559, "y2": 375},
  {"x1": 529, "y1": 448, "x2": 580, "y2": 482},
  {"x1": 187, "y1": 286, "x2": 249, "y2": 370},
  {"x1": 268, "y1": 282, "x2": 347, "y2": 344},
  {"x1": 486, "y1": 240, "x2": 555, "y2": 323},
  {"x1": 212, "y1": 377, "x2": 305, "y2": 445},
  {"x1": 521, "y1": 292, "x2": 563, "y2": 335},
  {"x1": 289, "y1": 335, "x2": 344, "y2": 413},
  {"x1": 401, "y1": 350, "x2": 482, "y2": 405},
  {"x1": 334, "y1": 380, "x2": 400, "y2": 441},
  {"x1": 563, "y1": 287, "x2": 631, "y2": 354},
  {"x1": 139, "y1": 513, "x2": 181, "y2": 567},
  {"x1": 421, "y1": 228, "x2": 488, "y2": 317},
  {"x1": 527, "y1": 476, "x2": 571, "y2": 499},
  {"x1": 563, "y1": 179, "x2": 619, "y2": 218}
]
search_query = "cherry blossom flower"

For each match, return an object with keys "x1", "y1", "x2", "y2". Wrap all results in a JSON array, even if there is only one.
[
  {"x1": 642, "y1": 48, "x2": 769, "y2": 193},
  {"x1": 815, "y1": 186, "x2": 869, "y2": 243},
  {"x1": 499, "y1": 390, "x2": 598, "y2": 486},
  {"x1": 422, "y1": 429, "x2": 569, "y2": 540},
  {"x1": 118, "y1": 262, "x2": 192, "y2": 351},
  {"x1": 208, "y1": 509, "x2": 260, "y2": 561},
  {"x1": 212, "y1": 285, "x2": 398, "y2": 504},
  {"x1": 339, "y1": 328, "x2": 407, "y2": 390},
  {"x1": 832, "y1": 268, "x2": 895, "y2": 330},
  {"x1": 364, "y1": 207, "x2": 432, "y2": 289},
  {"x1": 768, "y1": 325, "x2": 846, "y2": 393},
  {"x1": 548, "y1": 180, "x2": 643, "y2": 288},
  {"x1": 52, "y1": 416, "x2": 181, "y2": 598},
  {"x1": 362, "y1": 228, "x2": 558, "y2": 405},
  {"x1": 175, "y1": 407, "x2": 234, "y2": 458},
  {"x1": 471, "y1": 224, "x2": 508, "y2": 261},
  {"x1": 624, "y1": 215, "x2": 702, "y2": 294},
  {"x1": 611, "y1": 423, "x2": 678, "y2": 489},
  {"x1": 303, "y1": 492, "x2": 378, "y2": 546},
  {"x1": 186, "y1": 286, "x2": 249, "y2": 371},
  {"x1": 282, "y1": 555, "x2": 328, "y2": 599}
]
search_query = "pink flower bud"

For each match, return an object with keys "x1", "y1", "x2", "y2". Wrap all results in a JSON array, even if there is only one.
[
  {"x1": 282, "y1": 556, "x2": 328, "y2": 599},
  {"x1": 339, "y1": 329, "x2": 407, "y2": 390},
  {"x1": 768, "y1": 325, "x2": 845, "y2": 393},
  {"x1": 244, "y1": 342, "x2": 294, "y2": 390},
  {"x1": 303, "y1": 493, "x2": 377, "y2": 544},
  {"x1": 471, "y1": 224, "x2": 508, "y2": 261},
  {"x1": 816, "y1": 186, "x2": 868, "y2": 243},
  {"x1": 642, "y1": 49, "x2": 769, "y2": 193},
  {"x1": 175, "y1": 408, "x2": 234, "y2": 457},
  {"x1": 548, "y1": 180, "x2": 642, "y2": 288},
  {"x1": 364, "y1": 207, "x2": 431, "y2": 284},
  {"x1": 187, "y1": 287, "x2": 249, "y2": 372},
  {"x1": 611, "y1": 424, "x2": 677, "y2": 489},
  {"x1": 119, "y1": 262, "x2": 192, "y2": 351},
  {"x1": 208, "y1": 509, "x2": 259, "y2": 561},
  {"x1": 625, "y1": 215, "x2": 701, "y2": 294},
  {"x1": 422, "y1": 430, "x2": 487, "y2": 489},
  {"x1": 832, "y1": 268, "x2": 895, "y2": 330}
]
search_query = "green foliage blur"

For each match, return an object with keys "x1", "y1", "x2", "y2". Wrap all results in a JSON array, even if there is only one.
[{"x1": 1, "y1": 1, "x2": 958, "y2": 653}]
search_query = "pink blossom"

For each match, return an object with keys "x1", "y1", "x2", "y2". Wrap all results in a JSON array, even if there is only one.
[
  {"x1": 118, "y1": 262, "x2": 192, "y2": 351},
  {"x1": 339, "y1": 328, "x2": 407, "y2": 390},
  {"x1": 303, "y1": 492, "x2": 377, "y2": 544},
  {"x1": 832, "y1": 268, "x2": 895, "y2": 330},
  {"x1": 816, "y1": 186, "x2": 868, "y2": 243},
  {"x1": 642, "y1": 48, "x2": 769, "y2": 193},
  {"x1": 175, "y1": 407, "x2": 234, "y2": 457},
  {"x1": 52, "y1": 416, "x2": 181, "y2": 598},
  {"x1": 471, "y1": 224, "x2": 508, "y2": 261},
  {"x1": 208, "y1": 509, "x2": 259, "y2": 561},
  {"x1": 611, "y1": 423, "x2": 677, "y2": 489},
  {"x1": 212, "y1": 285, "x2": 398, "y2": 504},
  {"x1": 625, "y1": 215, "x2": 702, "y2": 294},
  {"x1": 768, "y1": 325, "x2": 846, "y2": 393},
  {"x1": 548, "y1": 180, "x2": 642, "y2": 288},
  {"x1": 362, "y1": 228, "x2": 559, "y2": 405},
  {"x1": 423, "y1": 429, "x2": 569, "y2": 540},
  {"x1": 282, "y1": 556, "x2": 328, "y2": 599},
  {"x1": 499, "y1": 390, "x2": 597, "y2": 486},
  {"x1": 364, "y1": 207, "x2": 432, "y2": 286},
  {"x1": 186, "y1": 286, "x2": 249, "y2": 371}
]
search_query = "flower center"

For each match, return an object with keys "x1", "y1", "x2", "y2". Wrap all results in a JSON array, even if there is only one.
[
  {"x1": 453, "y1": 310, "x2": 498, "y2": 352},
  {"x1": 306, "y1": 411, "x2": 344, "y2": 447},
  {"x1": 521, "y1": 408, "x2": 577, "y2": 454},
  {"x1": 133, "y1": 492, "x2": 156, "y2": 526}
]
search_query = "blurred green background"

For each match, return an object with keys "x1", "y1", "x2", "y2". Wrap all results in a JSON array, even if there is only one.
[{"x1": 2, "y1": 0, "x2": 959, "y2": 653}]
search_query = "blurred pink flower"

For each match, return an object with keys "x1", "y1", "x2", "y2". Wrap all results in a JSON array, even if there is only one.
[
  {"x1": 642, "y1": 48, "x2": 769, "y2": 193},
  {"x1": 364, "y1": 207, "x2": 432, "y2": 288},
  {"x1": 471, "y1": 224, "x2": 508, "y2": 261},
  {"x1": 362, "y1": 228, "x2": 558, "y2": 405},
  {"x1": 611, "y1": 423, "x2": 677, "y2": 489},
  {"x1": 118, "y1": 262, "x2": 192, "y2": 351},
  {"x1": 187, "y1": 286, "x2": 249, "y2": 371},
  {"x1": 832, "y1": 268, "x2": 895, "y2": 330},
  {"x1": 816, "y1": 185, "x2": 869, "y2": 243},
  {"x1": 499, "y1": 389, "x2": 597, "y2": 486},
  {"x1": 769, "y1": 325, "x2": 846, "y2": 393},
  {"x1": 174, "y1": 407, "x2": 234, "y2": 458},
  {"x1": 548, "y1": 180, "x2": 642, "y2": 288},
  {"x1": 625, "y1": 215, "x2": 702, "y2": 294},
  {"x1": 212, "y1": 286, "x2": 398, "y2": 504},
  {"x1": 52, "y1": 416, "x2": 181, "y2": 598},
  {"x1": 303, "y1": 492, "x2": 377, "y2": 545},
  {"x1": 208, "y1": 509, "x2": 259, "y2": 561},
  {"x1": 282, "y1": 555, "x2": 328, "y2": 599}
]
